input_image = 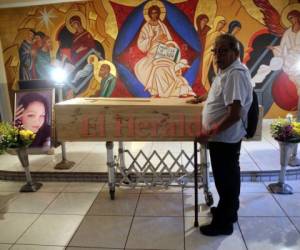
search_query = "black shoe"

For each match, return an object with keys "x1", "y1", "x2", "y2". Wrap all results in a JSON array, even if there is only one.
[
  {"x1": 210, "y1": 206, "x2": 238, "y2": 223},
  {"x1": 200, "y1": 222, "x2": 233, "y2": 236}
]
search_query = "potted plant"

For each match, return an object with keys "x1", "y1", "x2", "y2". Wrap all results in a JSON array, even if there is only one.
[
  {"x1": 269, "y1": 114, "x2": 300, "y2": 194},
  {"x1": 0, "y1": 122, "x2": 42, "y2": 192}
]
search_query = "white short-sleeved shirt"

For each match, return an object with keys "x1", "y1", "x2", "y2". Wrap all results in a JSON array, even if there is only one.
[{"x1": 202, "y1": 60, "x2": 253, "y2": 143}]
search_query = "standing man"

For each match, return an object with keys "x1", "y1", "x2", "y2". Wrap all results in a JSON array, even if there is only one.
[
  {"x1": 35, "y1": 36, "x2": 52, "y2": 79},
  {"x1": 191, "y1": 34, "x2": 252, "y2": 236},
  {"x1": 19, "y1": 29, "x2": 35, "y2": 80},
  {"x1": 99, "y1": 64, "x2": 116, "y2": 97}
]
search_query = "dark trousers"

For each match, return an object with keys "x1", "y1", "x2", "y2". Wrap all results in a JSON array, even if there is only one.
[{"x1": 208, "y1": 140, "x2": 242, "y2": 225}]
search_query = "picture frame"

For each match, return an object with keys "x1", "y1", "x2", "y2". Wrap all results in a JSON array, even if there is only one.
[{"x1": 14, "y1": 88, "x2": 55, "y2": 154}]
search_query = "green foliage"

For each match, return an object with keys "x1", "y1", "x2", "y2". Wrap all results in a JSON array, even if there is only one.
[
  {"x1": 270, "y1": 117, "x2": 300, "y2": 142},
  {"x1": 0, "y1": 122, "x2": 35, "y2": 154}
]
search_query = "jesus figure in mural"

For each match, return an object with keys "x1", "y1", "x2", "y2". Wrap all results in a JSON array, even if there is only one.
[{"x1": 134, "y1": 1, "x2": 194, "y2": 97}]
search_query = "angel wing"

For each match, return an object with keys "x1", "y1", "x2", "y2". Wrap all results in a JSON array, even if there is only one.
[{"x1": 253, "y1": 0, "x2": 285, "y2": 36}]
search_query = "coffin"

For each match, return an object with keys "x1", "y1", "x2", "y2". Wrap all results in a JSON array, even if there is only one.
[{"x1": 55, "y1": 97, "x2": 203, "y2": 141}]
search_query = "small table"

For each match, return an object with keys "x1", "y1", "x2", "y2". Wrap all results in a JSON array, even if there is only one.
[{"x1": 55, "y1": 97, "x2": 204, "y2": 198}]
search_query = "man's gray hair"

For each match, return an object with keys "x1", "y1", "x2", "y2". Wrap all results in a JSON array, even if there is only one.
[{"x1": 215, "y1": 34, "x2": 240, "y2": 55}]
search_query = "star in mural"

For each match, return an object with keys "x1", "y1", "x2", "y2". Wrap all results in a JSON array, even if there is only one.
[{"x1": 38, "y1": 8, "x2": 57, "y2": 30}]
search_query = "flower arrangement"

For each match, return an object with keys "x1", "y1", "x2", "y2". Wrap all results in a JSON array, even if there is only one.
[
  {"x1": 0, "y1": 122, "x2": 36, "y2": 154},
  {"x1": 270, "y1": 114, "x2": 300, "y2": 142}
]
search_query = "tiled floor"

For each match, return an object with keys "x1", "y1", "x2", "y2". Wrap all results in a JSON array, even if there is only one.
[
  {"x1": 0, "y1": 181, "x2": 299, "y2": 249},
  {"x1": 0, "y1": 119, "x2": 300, "y2": 249}
]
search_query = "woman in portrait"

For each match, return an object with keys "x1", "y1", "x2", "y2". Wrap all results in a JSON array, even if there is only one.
[{"x1": 15, "y1": 92, "x2": 51, "y2": 149}]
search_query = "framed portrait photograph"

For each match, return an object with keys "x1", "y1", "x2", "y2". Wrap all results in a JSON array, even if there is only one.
[{"x1": 14, "y1": 88, "x2": 55, "y2": 153}]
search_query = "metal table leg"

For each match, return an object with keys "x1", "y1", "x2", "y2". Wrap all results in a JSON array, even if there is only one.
[
  {"x1": 54, "y1": 85, "x2": 75, "y2": 170},
  {"x1": 118, "y1": 141, "x2": 136, "y2": 185},
  {"x1": 194, "y1": 141, "x2": 199, "y2": 227},
  {"x1": 16, "y1": 147, "x2": 42, "y2": 192},
  {"x1": 200, "y1": 144, "x2": 213, "y2": 206},
  {"x1": 119, "y1": 141, "x2": 126, "y2": 170},
  {"x1": 106, "y1": 141, "x2": 115, "y2": 200},
  {"x1": 55, "y1": 142, "x2": 75, "y2": 169}
]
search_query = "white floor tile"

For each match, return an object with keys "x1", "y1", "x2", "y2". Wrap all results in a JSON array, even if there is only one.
[
  {"x1": 0, "y1": 192, "x2": 58, "y2": 213},
  {"x1": 74, "y1": 163, "x2": 107, "y2": 172},
  {"x1": 0, "y1": 192, "x2": 19, "y2": 210},
  {"x1": 135, "y1": 193, "x2": 183, "y2": 216},
  {"x1": 69, "y1": 215, "x2": 132, "y2": 248},
  {"x1": 29, "y1": 155, "x2": 52, "y2": 168},
  {"x1": 126, "y1": 216, "x2": 184, "y2": 250},
  {"x1": 141, "y1": 186, "x2": 182, "y2": 193},
  {"x1": 10, "y1": 245, "x2": 64, "y2": 250},
  {"x1": 290, "y1": 217, "x2": 300, "y2": 232},
  {"x1": 38, "y1": 182, "x2": 68, "y2": 193},
  {"x1": 0, "y1": 213, "x2": 39, "y2": 243},
  {"x1": 79, "y1": 152, "x2": 107, "y2": 166},
  {"x1": 63, "y1": 182, "x2": 104, "y2": 193},
  {"x1": 244, "y1": 145, "x2": 281, "y2": 171},
  {"x1": 67, "y1": 247, "x2": 121, "y2": 250},
  {"x1": 17, "y1": 214, "x2": 83, "y2": 246},
  {"x1": 273, "y1": 193, "x2": 300, "y2": 216},
  {"x1": 284, "y1": 181, "x2": 300, "y2": 193},
  {"x1": 241, "y1": 182, "x2": 268, "y2": 193},
  {"x1": 240, "y1": 162, "x2": 260, "y2": 171},
  {"x1": 239, "y1": 217, "x2": 300, "y2": 250},
  {"x1": 184, "y1": 190, "x2": 219, "y2": 217},
  {"x1": 101, "y1": 184, "x2": 141, "y2": 194},
  {"x1": 239, "y1": 193, "x2": 285, "y2": 216},
  {"x1": 0, "y1": 245, "x2": 11, "y2": 250},
  {"x1": 185, "y1": 217, "x2": 246, "y2": 250},
  {"x1": 88, "y1": 192, "x2": 139, "y2": 216},
  {"x1": 44, "y1": 192, "x2": 97, "y2": 215}
]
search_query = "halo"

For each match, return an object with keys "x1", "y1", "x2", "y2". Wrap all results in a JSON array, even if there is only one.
[
  {"x1": 95, "y1": 60, "x2": 117, "y2": 82},
  {"x1": 65, "y1": 10, "x2": 87, "y2": 33},
  {"x1": 143, "y1": 0, "x2": 166, "y2": 22},
  {"x1": 281, "y1": 3, "x2": 300, "y2": 29},
  {"x1": 87, "y1": 54, "x2": 99, "y2": 64}
]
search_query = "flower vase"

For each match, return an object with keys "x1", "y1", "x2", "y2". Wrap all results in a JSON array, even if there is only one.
[
  {"x1": 16, "y1": 147, "x2": 43, "y2": 192},
  {"x1": 268, "y1": 141, "x2": 294, "y2": 194}
]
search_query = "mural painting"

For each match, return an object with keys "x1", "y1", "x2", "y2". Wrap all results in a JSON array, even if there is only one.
[{"x1": 1, "y1": 0, "x2": 300, "y2": 118}]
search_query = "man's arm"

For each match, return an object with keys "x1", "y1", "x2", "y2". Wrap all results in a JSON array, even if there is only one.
[
  {"x1": 196, "y1": 100, "x2": 241, "y2": 142},
  {"x1": 209, "y1": 100, "x2": 241, "y2": 135}
]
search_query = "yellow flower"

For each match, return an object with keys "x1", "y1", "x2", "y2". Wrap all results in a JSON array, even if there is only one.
[
  {"x1": 294, "y1": 127, "x2": 300, "y2": 135},
  {"x1": 19, "y1": 129, "x2": 35, "y2": 141}
]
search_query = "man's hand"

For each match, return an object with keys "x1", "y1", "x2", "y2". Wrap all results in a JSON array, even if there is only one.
[
  {"x1": 194, "y1": 124, "x2": 219, "y2": 143},
  {"x1": 194, "y1": 132, "x2": 209, "y2": 143},
  {"x1": 186, "y1": 95, "x2": 206, "y2": 104}
]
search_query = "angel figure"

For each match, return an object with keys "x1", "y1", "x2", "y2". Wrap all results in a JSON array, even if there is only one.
[{"x1": 252, "y1": 0, "x2": 300, "y2": 166}]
